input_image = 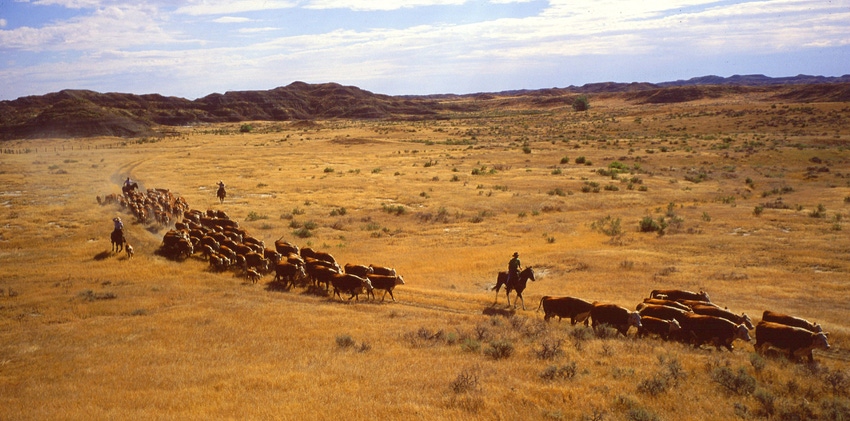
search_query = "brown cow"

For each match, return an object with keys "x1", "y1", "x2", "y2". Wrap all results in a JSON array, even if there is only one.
[
  {"x1": 755, "y1": 321, "x2": 830, "y2": 362},
  {"x1": 274, "y1": 261, "x2": 306, "y2": 287},
  {"x1": 330, "y1": 273, "x2": 373, "y2": 301},
  {"x1": 590, "y1": 303, "x2": 642, "y2": 336},
  {"x1": 680, "y1": 313, "x2": 750, "y2": 352},
  {"x1": 639, "y1": 298, "x2": 692, "y2": 312},
  {"x1": 691, "y1": 304, "x2": 754, "y2": 330},
  {"x1": 761, "y1": 310, "x2": 823, "y2": 333},
  {"x1": 537, "y1": 296, "x2": 594, "y2": 325},
  {"x1": 638, "y1": 304, "x2": 691, "y2": 325},
  {"x1": 366, "y1": 274, "x2": 405, "y2": 301},
  {"x1": 344, "y1": 263, "x2": 374, "y2": 278},
  {"x1": 369, "y1": 265, "x2": 397, "y2": 277},
  {"x1": 637, "y1": 316, "x2": 681, "y2": 340},
  {"x1": 246, "y1": 268, "x2": 262, "y2": 284},
  {"x1": 650, "y1": 289, "x2": 710, "y2": 302}
]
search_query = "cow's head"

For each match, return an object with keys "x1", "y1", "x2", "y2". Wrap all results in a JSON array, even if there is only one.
[
  {"x1": 668, "y1": 319, "x2": 682, "y2": 333},
  {"x1": 628, "y1": 311, "x2": 642, "y2": 328},
  {"x1": 813, "y1": 332, "x2": 830, "y2": 350},
  {"x1": 699, "y1": 290, "x2": 711, "y2": 302},
  {"x1": 741, "y1": 313, "x2": 755, "y2": 330},
  {"x1": 735, "y1": 324, "x2": 751, "y2": 342},
  {"x1": 395, "y1": 275, "x2": 406, "y2": 286}
]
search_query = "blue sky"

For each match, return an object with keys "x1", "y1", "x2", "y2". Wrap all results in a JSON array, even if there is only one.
[{"x1": 1, "y1": 0, "x2": 848, "y2": 101}]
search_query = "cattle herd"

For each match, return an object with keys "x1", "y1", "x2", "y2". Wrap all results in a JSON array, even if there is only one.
[
  {"x1": 163, "y1": 208, "x2": 406, "y2": 302},
  {"x1": 537, "y1": 288, "x2": 831, "y2": 363},
  {"x1": 101, "y1": 184, "x2": 405, "y2": 303},
  {"x1": 102, "y1": 185, "x2": 830, "y2": 363}
]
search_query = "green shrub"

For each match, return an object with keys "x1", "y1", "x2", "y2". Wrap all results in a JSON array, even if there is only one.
[
  {"x1": 572, "y1": 95, "x2": 590, "y2": 112},
  {"x1": 639, "y1": 216, "x2": 667, "y2": 234}
]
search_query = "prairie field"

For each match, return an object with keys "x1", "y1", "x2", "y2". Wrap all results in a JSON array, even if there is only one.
[{"x1": 1, "y1": 92, "x2": 849, "y2": 420}]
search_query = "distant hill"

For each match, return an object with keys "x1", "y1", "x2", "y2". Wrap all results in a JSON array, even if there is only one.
[{"x1": 2, "y1": 75, "x2": 849, "y2": 140}]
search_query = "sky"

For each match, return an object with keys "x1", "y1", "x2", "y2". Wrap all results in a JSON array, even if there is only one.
[{"x1": 0, "y1": 0, "x2": 848, "y2": 101}]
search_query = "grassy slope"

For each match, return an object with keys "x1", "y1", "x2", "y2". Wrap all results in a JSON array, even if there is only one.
[{"x1": 0, "y1": 95, "x2": 848, "y2": 420}]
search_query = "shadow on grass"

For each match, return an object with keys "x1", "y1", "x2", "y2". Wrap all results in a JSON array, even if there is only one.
[
  {"x1": 93, "y1": 251, "x2": 112, "y2": 261},
  {"x1": 482, "y1": 306, "x2": 516, "y2": 318}
]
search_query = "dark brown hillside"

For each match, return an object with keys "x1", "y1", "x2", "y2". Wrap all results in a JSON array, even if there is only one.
[
  {"x1": 3, "y1": 76, "x2": 850, "y2": 140},
  {"x1": 0, "y1": 82, "x2": 449, "y2": 140},
  {"x1": 770, "y1": 82, "x2": 850, "y2": 102}
]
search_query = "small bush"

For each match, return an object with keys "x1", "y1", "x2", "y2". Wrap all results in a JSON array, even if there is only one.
[
  {"x1": 639, "y1": 216, "x2": 667, "y2": 234},
  {"x1": 336, "y1": 335, "x2": 356, "y2": 349},
  {"x1": 535, "y1": 339, "x2": 564, "y2": 360},
  {"x1": 540, "y1": 362, "x2": 578, "y2": 381},
  {"x1": 460, "y1": 338, "x2": 481, "y2": 353},
  {"x1": 637, "y1": 376, "x2": 669, "y2": 396},
  {"x1": 573, "y1": 95, "x2": 590, "y2": 112},
  {"x1": 246, "y1": 211, "x2": 268, "y2": 221},
  {"x1": 484, "y1": 340, "x2": 514, "y2": 360},
  {"x1": 451, "y1": 368, "x2": 480, "y2": 394},
  {"x1": 712, "y1": 366, "x2": 756, "y2": 396}
]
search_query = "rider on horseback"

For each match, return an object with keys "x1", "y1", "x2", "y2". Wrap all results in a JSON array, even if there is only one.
[
  {"x1": 507, "y1": 251, "x2": 521, "y2": 285},
  {"x1": 113, "y1": 217, "x2": 124, "y2": 233},
  {"x1": 124, "y1": 177, "x2": 133, "y2": 188}
]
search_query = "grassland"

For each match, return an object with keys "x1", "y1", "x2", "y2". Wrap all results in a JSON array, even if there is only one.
[{"x1": 1, "y1": 92, "x2": 849, "y2": 420}]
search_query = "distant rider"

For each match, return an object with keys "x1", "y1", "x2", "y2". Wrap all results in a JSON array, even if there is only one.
[
  {"x1": 217, "y1": 180, "x2": 225, "y2": 190},
  {"x1": 124, "y1": 177, "x2": 133, "y2": 187},
  {"x1": 507, "y1": 252, "x2": 521, "y2": 284}
]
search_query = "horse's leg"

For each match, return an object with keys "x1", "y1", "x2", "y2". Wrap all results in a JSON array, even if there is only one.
[{"x1": 517, "y1": 292, "x2": 525, "y2": 310}]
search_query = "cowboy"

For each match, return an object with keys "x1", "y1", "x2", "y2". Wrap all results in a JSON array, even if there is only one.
[
  {"x1": 123, "y1": 177, "x2": 133, "y2": 187},
  {"x1": 112, "y1": 217, "x2": 124, "y2": 232},
  {"x1": 507, "y1": 251, "x2": 521, "y2": 284},
  {"x1": 217, "y1": 180, "x2": 225, "y2": 190}
]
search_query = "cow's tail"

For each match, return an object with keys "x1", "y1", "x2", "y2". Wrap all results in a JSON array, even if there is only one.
[{"x1": 536, "y1": 296, "x2": 549, "y2": 312}]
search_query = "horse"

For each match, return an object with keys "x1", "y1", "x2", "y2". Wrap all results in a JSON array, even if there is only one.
[
  {"x1": 217, "y1": 186, "x2": 226, "y2": 204},
  {"x1": 122, "y1": 182, "x2": 138, "y2": 196},
  {"x1": 111, "y1": 229, "x2": 125, "y2": 253},
  {"x1": 493, "y1": 266, "x2": 535, "y2": 310}
]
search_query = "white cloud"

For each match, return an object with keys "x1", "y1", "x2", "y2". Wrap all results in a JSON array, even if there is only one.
[
  {"x1": 303, "y1": 0, "x2": 467, "y2": 11},
  {"x1": 31, "y1": 0, "x2": 104, "y2": 8},
  {"x1": 238, "y1": 27, "x2": 281, "y2": 34},
  {"x1": 213, "y1": 17, "x2": 253, "y2": 23},
  {"x1": 0, "y1": 19, "x2": 7, "y2": 28},
  {"x1": 175, "y1": 0, "x2": 298, "y2": 16},
  {"x1": 0, "y1": 4, "x2": 180, "y2": 52}
]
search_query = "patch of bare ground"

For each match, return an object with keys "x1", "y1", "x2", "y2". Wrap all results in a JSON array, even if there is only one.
[{"x1": 0, "y1": 90, "x2": 848, "y2": 420}]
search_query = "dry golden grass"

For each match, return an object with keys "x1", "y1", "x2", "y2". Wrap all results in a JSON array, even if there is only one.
[{"x1": 1, "y1": 94, "x2": 849, "y2": 420}]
